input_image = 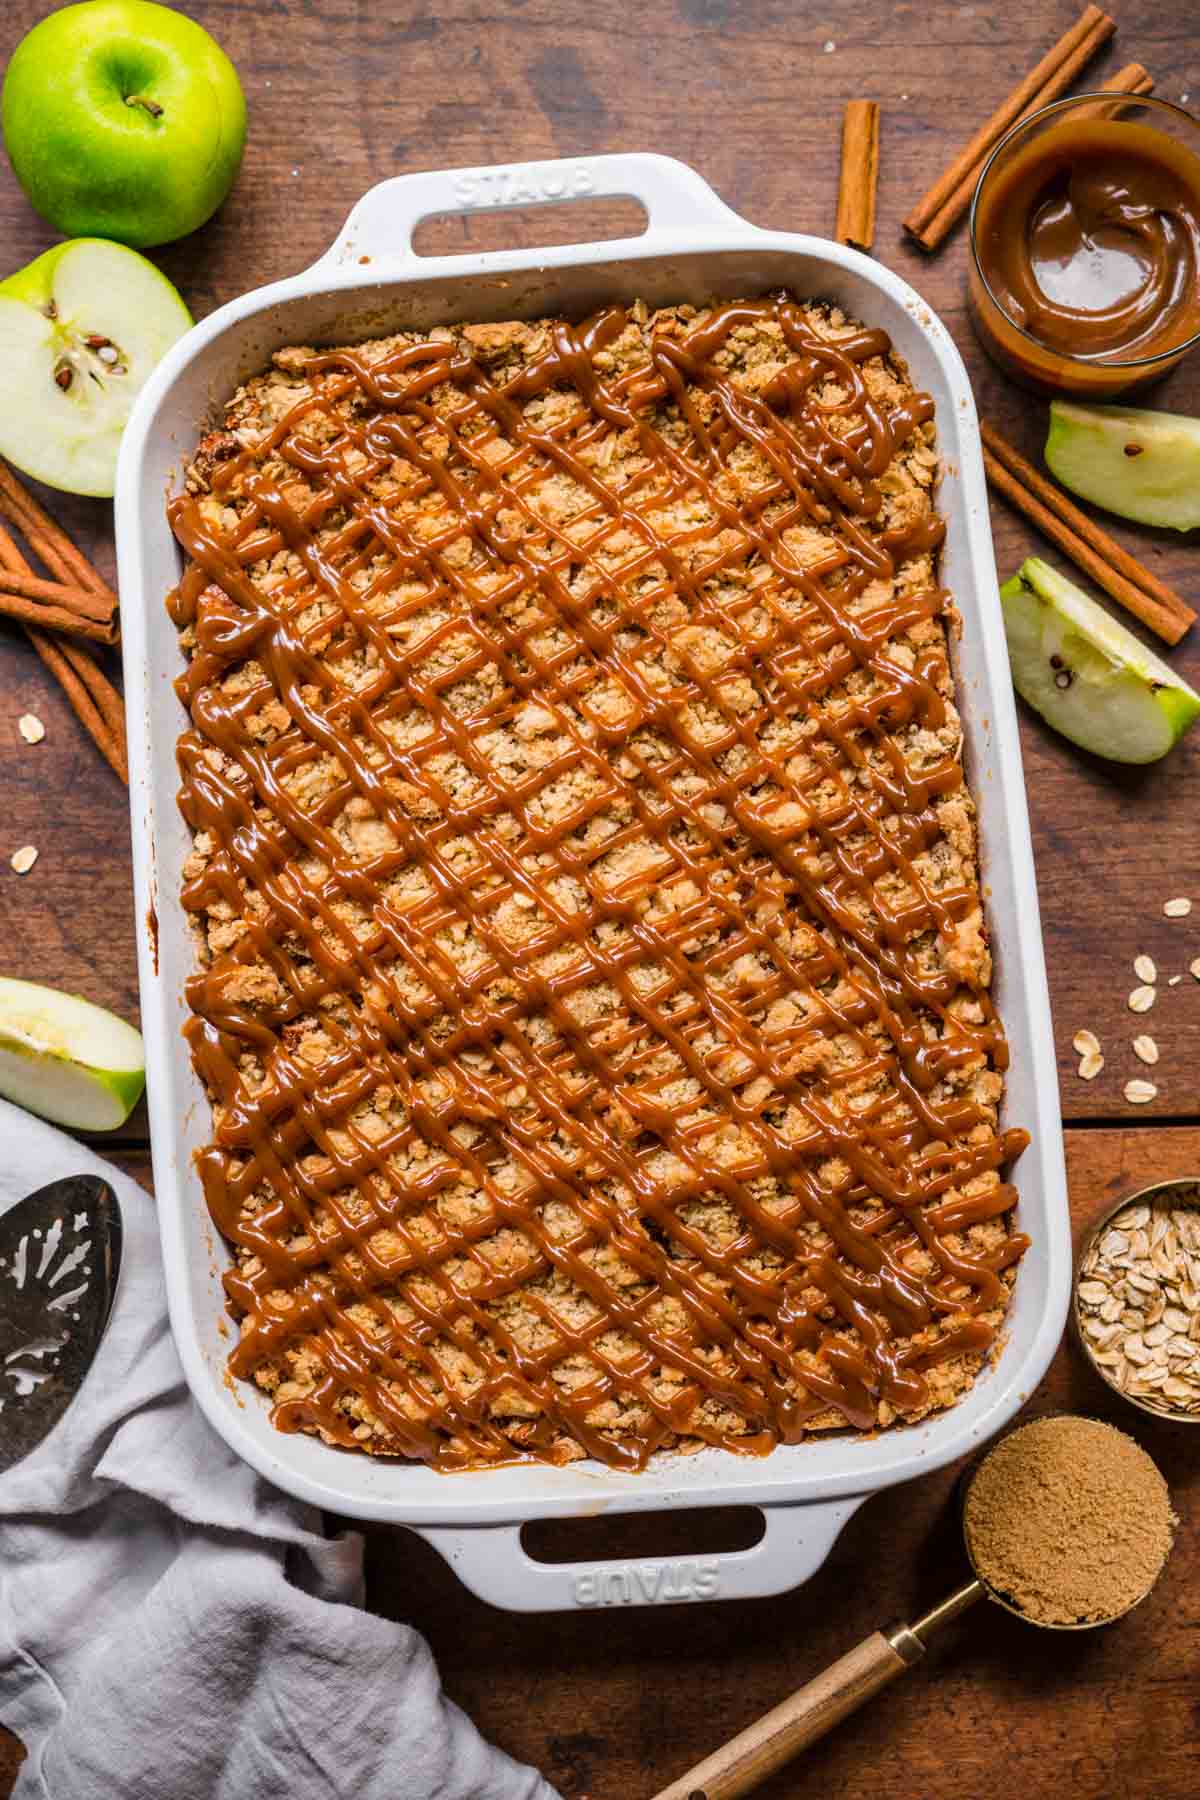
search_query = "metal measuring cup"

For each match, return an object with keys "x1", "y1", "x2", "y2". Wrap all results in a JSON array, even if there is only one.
[{"x1": 653, "y1": 1417, "x2": 1172, "y2": 1800}]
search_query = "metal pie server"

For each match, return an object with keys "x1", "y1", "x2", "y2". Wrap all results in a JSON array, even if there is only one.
[{"x1": 0, "y1": 1174, "x2": 122, "y2": 1474}]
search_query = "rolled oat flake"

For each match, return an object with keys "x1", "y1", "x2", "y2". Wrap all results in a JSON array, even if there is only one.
[{"x1": 964, "y1": 1415, "x2": 1175, "y2": 1626}]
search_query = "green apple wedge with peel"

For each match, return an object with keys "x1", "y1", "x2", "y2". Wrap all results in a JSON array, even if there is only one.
[
  {"x1": 0, "y1": 977, "x2": 145, "y2": 1130},
  {"x1": 2, "y1": 0, "x2": 246, "y2": 249},
  {"x1": 1000, "y1": 558, "x2": 1200, "y2": 764},
  {"x1": 0, "y1": 238, "x2": 191, "y2": 497},
  {"x1": 1045, "y1": 399, "x2": 1200, "y2": 531}
]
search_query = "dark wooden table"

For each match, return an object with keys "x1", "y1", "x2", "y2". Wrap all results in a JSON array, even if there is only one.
[{"x1": 2, "y1": 3, "x2": 1198, "y2": 1794}]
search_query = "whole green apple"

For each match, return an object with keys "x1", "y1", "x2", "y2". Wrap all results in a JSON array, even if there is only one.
[{"x1": 2, "y1": 0, "x2": 246, "y2": 248}]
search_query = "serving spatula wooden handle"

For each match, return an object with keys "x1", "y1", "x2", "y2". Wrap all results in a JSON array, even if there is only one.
[{"x1": 650, "y1": 1579, "x2": 983, "y2": 1800}]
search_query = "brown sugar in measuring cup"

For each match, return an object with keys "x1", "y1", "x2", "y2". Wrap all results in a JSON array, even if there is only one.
[
  {"x1": 653, "y1": 1414, "x2": 1176, "y2": 1800},
  {"x1": 962, "y1": 1413, "x2": 1176, "y2": 1627}
]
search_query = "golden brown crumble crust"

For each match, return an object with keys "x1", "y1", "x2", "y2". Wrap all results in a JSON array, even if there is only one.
[{"x1": 169, "y1": 295, "x2": 1022, "y2": 1472}]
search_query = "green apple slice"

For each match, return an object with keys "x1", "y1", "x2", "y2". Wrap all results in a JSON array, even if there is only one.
[
  {"x1": 1000, "y1": 557, "x2": 1200, "y2": 763},
  {"x1": 1045, "y1": 399, "x2": 1200, "y2": 532},
  {"x1": 0, "y1": 976, "x2": 145, "y2": 1130},
  {"x1": 0, "y1": 237, "x2": 191, "y2": 498}
]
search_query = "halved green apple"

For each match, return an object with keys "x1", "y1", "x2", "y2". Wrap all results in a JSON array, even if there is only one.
[
  {"x1": 0, "y1": 976, "x2": 145, "y2": 1130},
  {"x1": 0, "y1": 237, "x2": 191, "y2": 497},
  {"x1": 1045, "y1": 399, "x2": 1200, "y2": 531},
  {"x1": 1000, "y1": 557, "x2": 1200, "y2": 763}
]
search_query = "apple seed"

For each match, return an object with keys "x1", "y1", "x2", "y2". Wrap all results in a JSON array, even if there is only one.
[{"x1": 53, "y1": 362, "x2": 72, "y2": 391}]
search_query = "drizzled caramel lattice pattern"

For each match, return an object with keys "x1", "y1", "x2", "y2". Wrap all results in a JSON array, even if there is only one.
[{"x1": 168, "y1": 294, "x2": 1028, "y2": 1472}]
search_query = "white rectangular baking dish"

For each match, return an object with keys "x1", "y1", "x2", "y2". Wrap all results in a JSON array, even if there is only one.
[{"x1": 115, "y1": 153, "x2": 1070, "y2": 1612}]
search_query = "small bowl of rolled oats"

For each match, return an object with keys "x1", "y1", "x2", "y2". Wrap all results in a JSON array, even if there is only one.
[{"x1": 1074, "y1": 1179, "x2": 1200, "y2": 1423}]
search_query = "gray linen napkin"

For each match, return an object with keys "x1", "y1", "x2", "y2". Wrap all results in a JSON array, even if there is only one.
[{"x1": 0, "y1": 1098, "x2": 560, "y2": 1800}]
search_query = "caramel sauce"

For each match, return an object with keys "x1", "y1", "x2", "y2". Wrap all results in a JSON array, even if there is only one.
[
  {"x1": 167, "y1": 295, "x2": 1028, "y2": 1472},
  {"x1": 973, "y1": 118, "x2": 1200, "y2": 392}
]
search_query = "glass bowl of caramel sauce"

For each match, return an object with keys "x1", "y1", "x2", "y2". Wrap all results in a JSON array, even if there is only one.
[{"x1": 969, "y1": 94, "x2": 1200, "y2": 396}]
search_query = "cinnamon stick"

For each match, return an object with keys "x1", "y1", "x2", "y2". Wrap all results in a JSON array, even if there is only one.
[
  {"x1": 835, "y1": 101, "x2": 880, "y2": 252},
  {"x1": 0, "y1": 460, "x2": 117, "y2": 607},
  {"x1": 0, "y1": 467, "x2": 127, "y2": 779},
  {"x1": 1074, "y1": 60, "x2": 1154, "y2": 119},
  {"x1": 903, "y1": 6, "x2": 1116, "y2": 253},
  {"x1": 981, "y1": 420, "x2": 1195, "y2": 646},
  {"x1": 914, "y1": 49, "x2": 1152, "y2": 255},
  {"x1": 0, "y1": 565, "x2": 116, "y2": 624},
  {"x1": 1098, "y1": 58, "x2": 1153, "y2": 95},
  {"x1": 27, "y1": 629, "x2": 128, "y2": 783},
  {"x1": 0, "y1": 588, "x2": 115, "y2": 644}
]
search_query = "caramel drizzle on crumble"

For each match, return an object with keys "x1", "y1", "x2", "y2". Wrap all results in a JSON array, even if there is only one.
[{"x1": 166, "y1": 294, "x2": 1027, "y2": 1472}]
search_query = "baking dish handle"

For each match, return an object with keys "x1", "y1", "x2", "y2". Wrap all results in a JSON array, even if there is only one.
[
  {"x1": 413, "y1": 1496, "x2": 865, "y2": 1613},
  {"x1": 315, "y1": 152, "x2": 749, "y2": 269}
]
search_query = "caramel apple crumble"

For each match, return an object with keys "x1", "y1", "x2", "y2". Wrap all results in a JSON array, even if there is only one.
[{"x1": 166, "y1": 293, "x2": 1028, "y2": 1472}]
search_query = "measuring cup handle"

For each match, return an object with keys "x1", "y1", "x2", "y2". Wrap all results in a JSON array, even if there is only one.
[{"x1": 650, "y1": 1629, "x2": 914, "y2": 1800}]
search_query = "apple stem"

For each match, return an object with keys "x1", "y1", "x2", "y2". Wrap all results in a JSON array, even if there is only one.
[{"x1": 125, "y1": 94, "x2": 164, "y2": 120}]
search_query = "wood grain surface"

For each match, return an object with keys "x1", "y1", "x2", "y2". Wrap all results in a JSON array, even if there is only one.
[{"x1": 1, "y1": 2, "x2": 1198, "y2": 1795}]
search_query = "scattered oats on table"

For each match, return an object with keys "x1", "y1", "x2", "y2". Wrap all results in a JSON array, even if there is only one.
[
  {"x1": 17, "y1": 713, "x2": 44, "y2": 745},
  {"x1": 1128, "y1": 985, "x2": 1156, "y2": 1013},
  {"x1": 1133, "y1": 954, "x2": 1157, "y2": 985},
  {"x1": 1132, "y1": 1035, "x2": 1159, "y2": 1066},
  {"x1": 1076, "y1": 1188, "x2": 1200, "y2": 1417},
  {"x1": 1164, "y1": 897, "x2": 1193, "y2": 918},
  {"x1": 1124, "y1": 1079, "x2": 1157, "y2": 1104},
  {"x1": 9, "y1": 845, "x2": 37, "y2": 875}
]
